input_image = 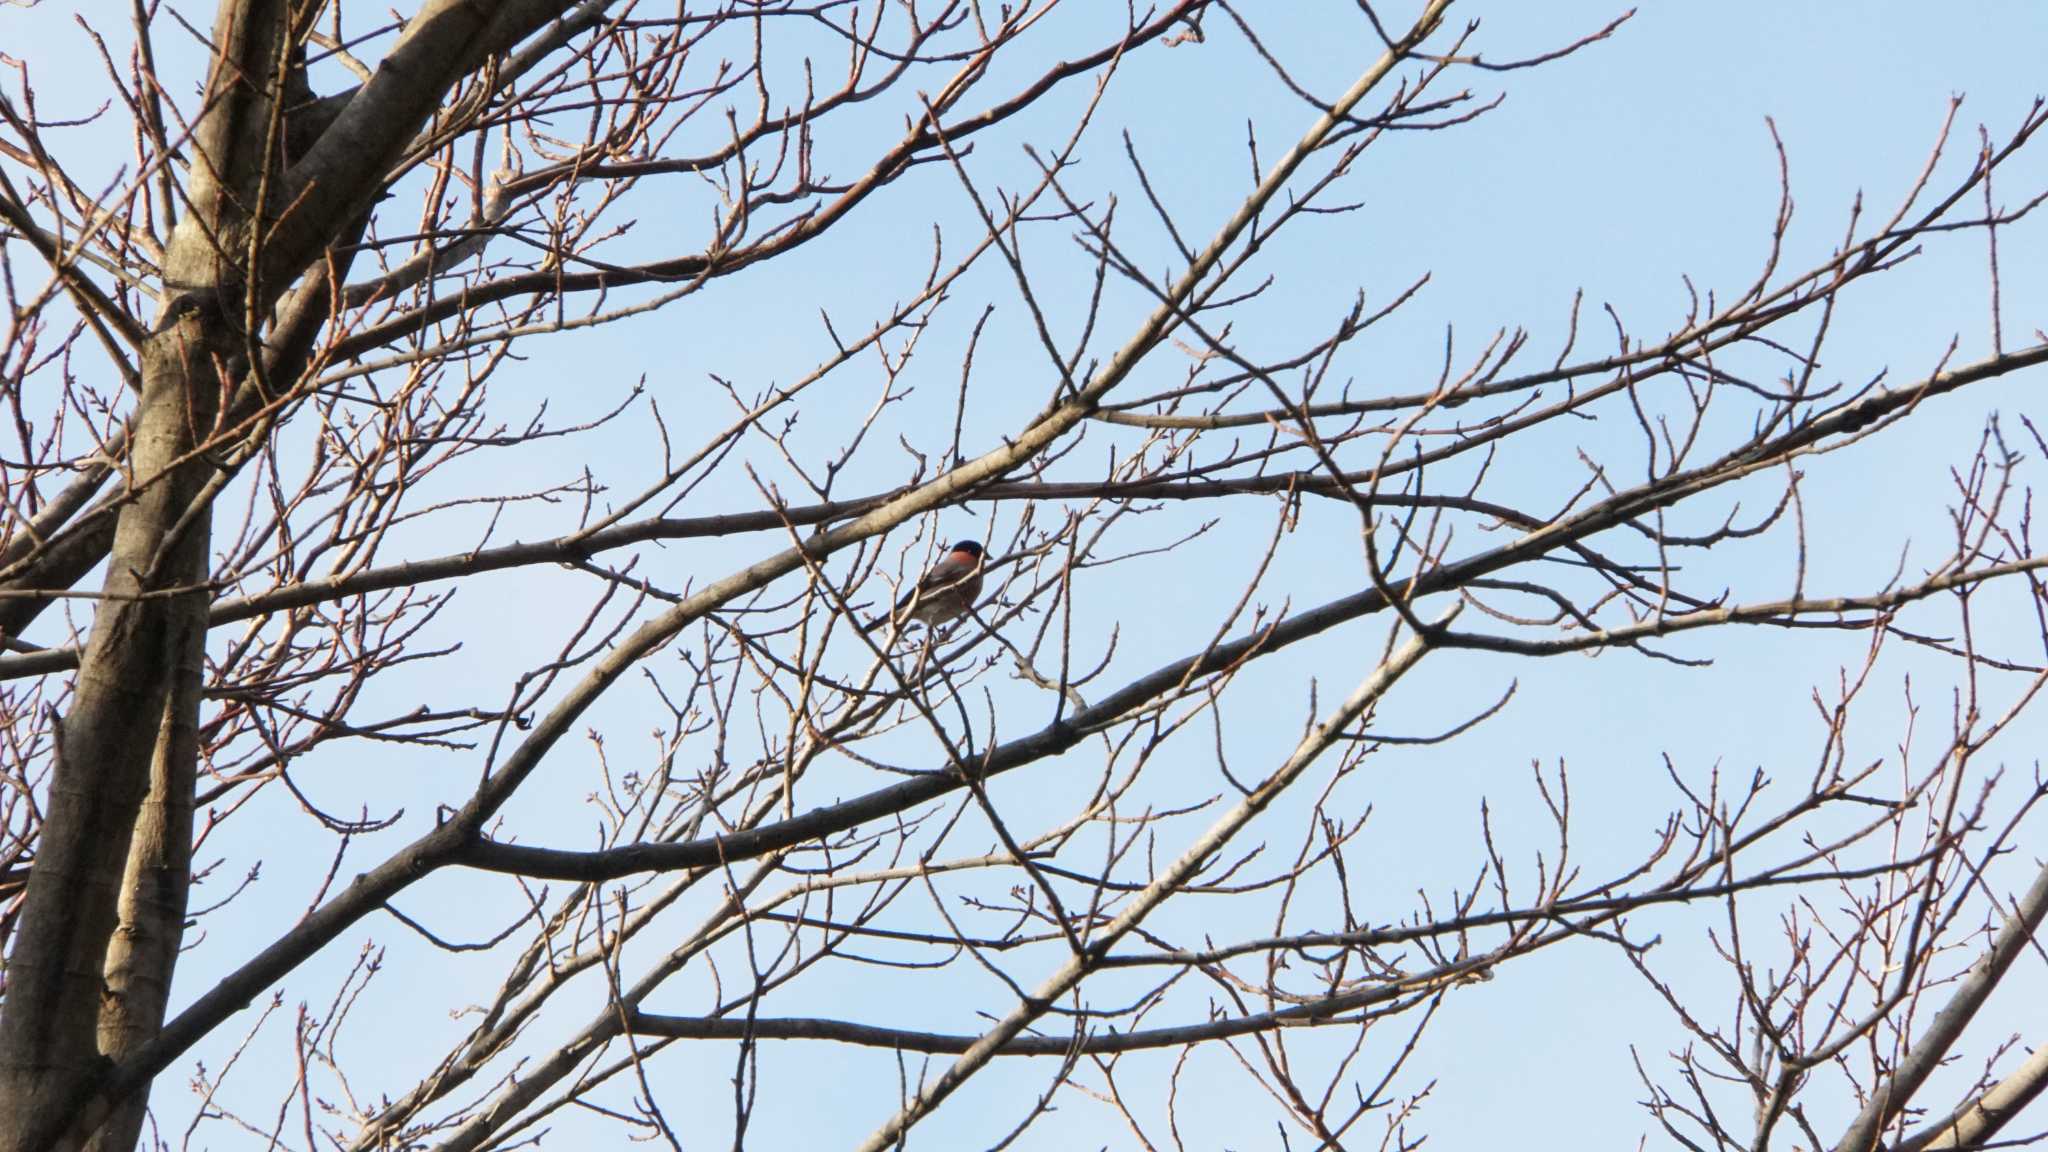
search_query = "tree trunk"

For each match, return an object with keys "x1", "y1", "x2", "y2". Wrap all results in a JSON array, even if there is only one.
[
  {"x1": 85, "y1": 594, "x2": 205, "y2": 1152},
  {"x1": 0, "y1": 299, "x2": 228, "y2": 1150},
  {"x1": 0, "y1": 2, "x2": 293, "y2": 1146}
]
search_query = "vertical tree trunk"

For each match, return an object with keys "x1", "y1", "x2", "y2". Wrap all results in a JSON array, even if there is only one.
[
  {"x1": 0, "y1": 301, "x2": 228, "y2": 1150},
  {"x1": 86, "y1": 593, "x2": 205, "y2": 1152},
  {"x1": 0, "y1": 3, "x2": 292, "y2": 1147}
]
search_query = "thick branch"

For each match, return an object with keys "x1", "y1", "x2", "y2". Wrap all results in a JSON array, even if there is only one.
[
  {"x1": 1834, "y1": 856, "x2": 2048, "y2": 1152},
  {"x1": 1901, "y1": 1042, "x2": 2048, "y2": 1151}
]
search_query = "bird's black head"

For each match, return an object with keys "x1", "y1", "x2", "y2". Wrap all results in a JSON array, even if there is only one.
[{"x1": 949, "y1": 540, "x2": 984, "y2": 560}]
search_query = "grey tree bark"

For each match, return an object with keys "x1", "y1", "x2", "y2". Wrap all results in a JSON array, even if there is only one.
[
  {"x1": 0, "y1": 1, "x2": 570, "y2": 1146},
  {"x1": 0, "y1": 0, "x2": 276, "y2": 1136}
]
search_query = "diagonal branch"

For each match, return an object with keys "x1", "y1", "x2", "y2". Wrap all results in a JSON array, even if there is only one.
[
  {"x1": 852, "y1": 606, "x2": 1452, "y2": 1151},
  {"x1": 1833, "y1": 856, "x2": 2048, "y2": 1152},
  {"x1": 1900, "y1": 1041, "x2": 2048, "y2": 1152}
]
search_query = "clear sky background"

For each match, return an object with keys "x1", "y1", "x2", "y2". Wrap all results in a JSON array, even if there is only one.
[{"x1": 7, "y1": 1, "x2": 2048, "y2": 1148}]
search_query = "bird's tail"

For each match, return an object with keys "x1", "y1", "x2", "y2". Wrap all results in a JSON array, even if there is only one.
[{"x1": 862, "y1": 609, "x2": 911, "y2": 634}]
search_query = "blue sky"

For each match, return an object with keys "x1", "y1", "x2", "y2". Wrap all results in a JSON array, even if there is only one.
[{"x1": 7, "y1": 1, "x2": 2048, "y2": 1147}]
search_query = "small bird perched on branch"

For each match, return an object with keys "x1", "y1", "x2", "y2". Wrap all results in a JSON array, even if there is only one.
[{"x1": 873, "y1": 540, "x2": 984, "y2": 631}]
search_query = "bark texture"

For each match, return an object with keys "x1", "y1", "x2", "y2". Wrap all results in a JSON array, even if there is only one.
[
  {"x1": 0, "y1": 2, "x2": 576, "y2": 1146},
  {"x1": 0, "y1": 1, "x2": 290, "y2": 1145}
]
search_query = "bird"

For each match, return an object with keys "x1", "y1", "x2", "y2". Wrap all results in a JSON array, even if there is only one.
[{"x1": 872, "y1": 540, "x2": 984, "y2": 631}]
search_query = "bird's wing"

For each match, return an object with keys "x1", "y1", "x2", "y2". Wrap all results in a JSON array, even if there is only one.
[
  {"x1": 919, "y1": 552, "x2": 975, "y2": 589},
  {"x1": 889, "y1": 551, "x2": 977, "y2": 615}
]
